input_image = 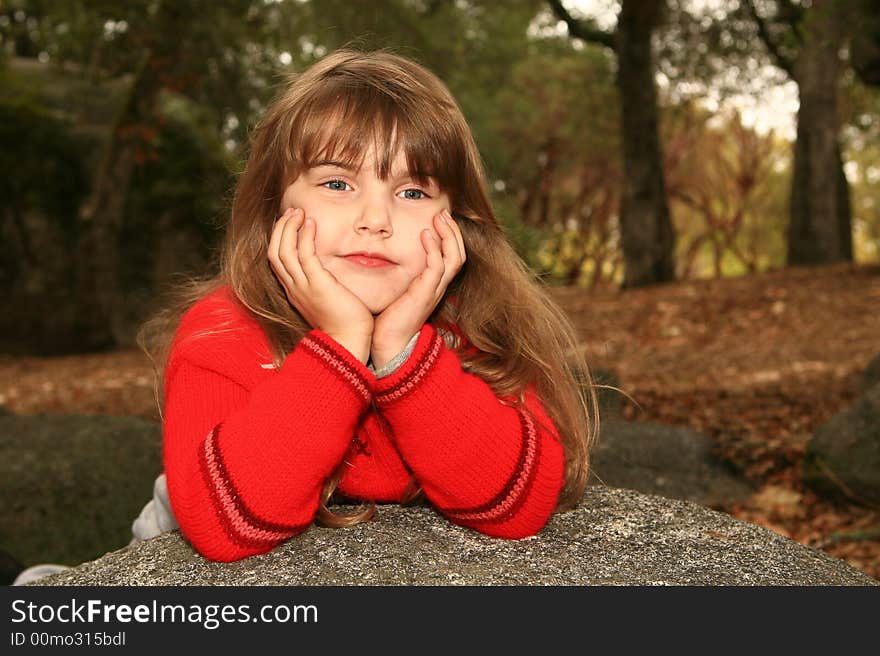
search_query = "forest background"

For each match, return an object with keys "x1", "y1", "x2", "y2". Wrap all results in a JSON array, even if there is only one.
[
  {"x1": 1, "y1": 0, "x2": 879, "y2": 581},
  {"x1": 2, "y1": 0, "x2": 879, "y2": 351}
]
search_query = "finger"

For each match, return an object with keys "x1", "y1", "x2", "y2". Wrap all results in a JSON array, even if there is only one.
[
  {"x1": 269, "y1": 208, "x2": 295, "y2": 279},
  {"x1": 297, "y1": 215, "x2": 325, "y2": 284},
  {"x1": 421, "y1": 228, "x2": 446, "y2": 293},
  {"x1": 279, "y1": 208, "x2": 308, "y2": 287},
  {"x1": 434, "y1": 212, "x2": 465, "y2": 293},
  {"x1": 434, "y1": 211, "x2": 462, "y2": 270},
  {"x1": 268, "y1": 208, "x2": 291, "y2": 267},
  {"x1": 428, "y1": 226, "x2": 460, "y2": 305},
  {"x1": 444, "y1": 209, "x2": 466, "y2": 263}
]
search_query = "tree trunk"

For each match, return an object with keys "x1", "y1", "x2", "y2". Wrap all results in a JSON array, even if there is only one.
[
  {"x1": 616, "y1": 0, "x2": 676, "y2": 287},
  {"x1": 72, "y1": 0, "x2": 193, "y2": 350},
  {"x1": 76, "y1": 56, "x2": 149, "y2": 350},
  {"x1": 74, "y1": 144, "x2": 137, "y2": 350},
  {"x1": 787, "y1": 5, "x2": 852, "y2": 265},
  {"x1": 74, "y1": 48, "x2": 165, "y2": 349}
]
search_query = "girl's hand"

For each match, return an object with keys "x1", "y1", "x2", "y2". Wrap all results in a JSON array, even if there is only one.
[
  {"x1": 268, "y1": 207, "x2": 374, "y2": 363},
  {"x1": 371, "y1": 209, "x2": 466, "y2": 369}
]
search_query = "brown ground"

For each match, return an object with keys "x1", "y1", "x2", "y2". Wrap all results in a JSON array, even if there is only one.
[{"x1": 1, "y1": 262, "x2": 878, "y2": 581}]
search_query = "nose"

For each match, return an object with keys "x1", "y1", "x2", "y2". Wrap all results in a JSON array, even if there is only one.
[{"x1": 354, "y1": 194, "x2": 393, "y2": 237}]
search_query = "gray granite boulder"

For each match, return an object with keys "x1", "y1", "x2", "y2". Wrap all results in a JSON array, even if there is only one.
[
  {"x1": 32, "y1": 486, "x2": 875, "y2": 586},
  {"x1": 0, "y1": 414, "x2": 162, "y2": 578},
  {"x1": 803, "y1": 384, "x2": 880, "y2": 507},
  {"x1": 588, "y1": 419, "x2": 753, "y2": 508}
]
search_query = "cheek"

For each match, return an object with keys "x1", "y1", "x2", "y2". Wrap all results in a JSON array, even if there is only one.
[
  {"x1": 399, "y1": 236, "x2": 429, "y2": 279},
  {"x1": 280, "y1": 183, "x2": 301, "y2": 212},
  {"x1": 396, "y1": 264, "x2": 424, "y2": 288},
  {"x1": 312, "y1": 226, "x2": 336, "y2": 264}
]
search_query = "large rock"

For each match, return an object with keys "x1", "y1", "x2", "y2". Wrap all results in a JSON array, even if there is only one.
[
  {"x1": 589, "y1": 419, "x2": 753, "y2": 508},
  {"x1": 803, "y1": 384, "x2": 880, "y2": 507},
  {"x1": 0, "y1": 414, "x2": 162, "y2": 578},
  {"x1": 32, "y1": 487, "x2": 875, "y2": 586}
]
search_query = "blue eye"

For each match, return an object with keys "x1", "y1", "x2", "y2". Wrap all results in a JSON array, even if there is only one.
[
  {"x1": 323, "y1": 179, "x2": 350, "y2": 191},
  {"x1": 401, "y1": 188, "x2": 426, "y2": 200}
]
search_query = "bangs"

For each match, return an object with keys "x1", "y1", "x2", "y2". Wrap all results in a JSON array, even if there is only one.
[{"x1": 288, "y1": 76, "x2": 465, "y2": 191}]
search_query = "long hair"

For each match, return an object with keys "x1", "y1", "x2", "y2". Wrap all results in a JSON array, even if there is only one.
[{"x1": 138, "y1": 48, "x2": 598, "y2": 529}]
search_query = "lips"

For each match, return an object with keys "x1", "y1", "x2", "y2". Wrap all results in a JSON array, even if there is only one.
[{"x1": 341, "y1": 251, "x2": 396, "y2": 268}]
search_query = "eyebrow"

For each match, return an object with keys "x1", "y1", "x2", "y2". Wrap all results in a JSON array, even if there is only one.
[
  {"x1": 311, "y1": 160, "x2": 436, "y2": 182},
  {"x1": 312, "y1": 159, "x2": 356, "y2": 171}
]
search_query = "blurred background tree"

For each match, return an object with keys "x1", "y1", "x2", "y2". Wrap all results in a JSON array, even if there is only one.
[
  {"x1": 0, "y1": 0, "x2": 878, "y2": 355},
  {"x1": 550, "y1": 0, "x2": 677, "y2": 288},
  {"x1": 742, "y1": 0, "x2": 853, "y2": 266}
]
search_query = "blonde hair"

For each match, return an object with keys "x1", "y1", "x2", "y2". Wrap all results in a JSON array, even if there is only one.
[{"x1": 138, "y1": 48, "x2": 598, "y2": 529}]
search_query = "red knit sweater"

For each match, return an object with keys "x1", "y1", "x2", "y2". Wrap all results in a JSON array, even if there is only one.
[{"x1": 162, "y1": 286, "x2": 565, "y2": 562}]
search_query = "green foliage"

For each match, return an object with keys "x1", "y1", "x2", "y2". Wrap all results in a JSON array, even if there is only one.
[
  {"x1": 121, "y1": 92, "x2": 235, "y2": 293},
  {"x1": 489, "y1": 40, "x2": 619, "y2": 193},
  {"x1": 489, "y1": 188, "x2": 547, "y2": 266},
  {"x1": 0, "y1": 91, "x2": 88, "y2": 245},
  {"x1": 3, "y1": 0, "x2": 878, "y2": 303},
  {"x1": 1, "y1": 0, "x2": 304, "y2": 149},
  {"x1": 534, "y1": 227, "x2": 622, "y2": 287},
  {"x1": 485, "y1": 39, "x2": 621, "y2": 286},
  {"x1": 135, "y1": 93, "x2": 234, "y2": 237},
  {"x1": 0, "y1": 66, "x2": 96, "y2": 354}
]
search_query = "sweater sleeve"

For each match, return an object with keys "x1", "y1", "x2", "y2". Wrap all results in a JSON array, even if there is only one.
[
  {"x1": 373, "y1": 323, "x2": 566, "y2": 539},
  {"x1": 163, "y1": 329, "x2": 375, "y2": 562}
]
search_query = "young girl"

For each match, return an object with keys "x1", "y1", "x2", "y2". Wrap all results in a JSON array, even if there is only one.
[{"x1": 134, "y1": 48, "x2": 598, "y2": 564}]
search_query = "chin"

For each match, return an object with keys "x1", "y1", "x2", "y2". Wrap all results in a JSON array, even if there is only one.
[
  {"x1": 361, "y1": 293, "x2": 396, "y2": 315},
  {"x1": 339, "y1": 281, "x2": 398, "y2": 315}
]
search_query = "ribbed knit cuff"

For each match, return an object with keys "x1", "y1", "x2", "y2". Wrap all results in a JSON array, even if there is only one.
[
  {"x1": 298, "y1": 330, "x2": 376, "y2": 406},
  {"x1": 373, "y1": 324, "x2": 444, "y2": 407},
  {"x1": 370, "y1": 331, "x2": 420, "y2": 379}
]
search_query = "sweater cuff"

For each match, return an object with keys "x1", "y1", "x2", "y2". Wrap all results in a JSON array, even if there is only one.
[
  {"x1": 370, "y1": 332, "x2": 420, "y2": 379},
  {"x1": 297, "y1": 329, "x2": 376, "y2": 406},
  {"x1": 374, "y1": 324, "x2": 444, "y2": 406}
]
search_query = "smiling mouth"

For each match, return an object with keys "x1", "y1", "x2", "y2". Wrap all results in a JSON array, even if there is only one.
[{"x1": 341, "y1": 253, "x2": 396, "y2": 268}]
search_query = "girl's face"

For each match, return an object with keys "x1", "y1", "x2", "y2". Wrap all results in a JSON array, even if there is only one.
[{"x1": 279, "y1": 148, "x2": 450, "y2": 314}]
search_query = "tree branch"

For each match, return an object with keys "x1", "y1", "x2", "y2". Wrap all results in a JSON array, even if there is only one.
[
  {"x1": 742, "y1": 0, "x2": 795, "y2": 78},
  {"x1": 547, "y1": 0, "x2": 616, "y2": 51}
]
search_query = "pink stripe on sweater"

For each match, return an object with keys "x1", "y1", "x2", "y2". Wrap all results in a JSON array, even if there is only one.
[
  {"x1": 375, "y1": 331, "x2": 443, "y2": 405},
  {"x1": 300, "y1": 335, "x2": 371, "y2": 403},
  {"x1": 201, "y1": 426, "x2": 302, "y2": 545},
  {"x1": 444, "y1": 409, "x2": 540, "y2": 524}
]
